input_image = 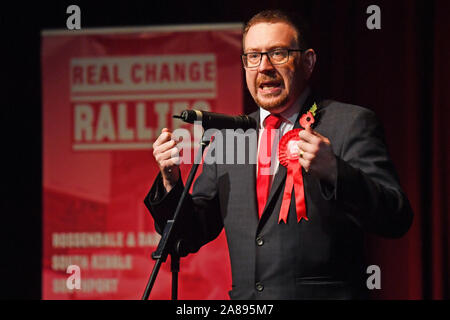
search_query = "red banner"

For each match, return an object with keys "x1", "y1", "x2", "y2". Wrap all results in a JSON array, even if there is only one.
[{"x1": 41, "y1": 24, "x2": 243, "y2": 299}]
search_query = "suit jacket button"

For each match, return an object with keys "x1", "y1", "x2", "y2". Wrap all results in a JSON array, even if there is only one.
[
  {"x1": 255, "y1": 282, "x2": 264, "y2": 292},
  {"x1": 256, "y1": 237, "x2": 264, "y2": 246}
]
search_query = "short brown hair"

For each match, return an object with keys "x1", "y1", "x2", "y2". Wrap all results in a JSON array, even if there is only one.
[{"x1": 243, "y1": 9, "x2": 311, "y2": 50}]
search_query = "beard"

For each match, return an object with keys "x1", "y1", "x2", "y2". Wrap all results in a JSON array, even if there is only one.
[
  {"x1": 252, "y1": 73, "x2": 291, "y2": 111},
  {"x1": 254, "y1": 90, "x2": 290, "y2": 111}
]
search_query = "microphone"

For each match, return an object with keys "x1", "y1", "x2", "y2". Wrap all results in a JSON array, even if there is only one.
[{"x1": 173, "y1": 110, "x2": 257, "y2": 130}]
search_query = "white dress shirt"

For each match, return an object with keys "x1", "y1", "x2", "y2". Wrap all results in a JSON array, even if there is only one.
[{"x1": 257, "y1": 87, "x2": 310, "y2": 187}]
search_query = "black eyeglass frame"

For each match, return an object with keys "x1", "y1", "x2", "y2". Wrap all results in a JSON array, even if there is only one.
[{"x1": 241, "y1": 48, "x2": 307, "y2": 68}]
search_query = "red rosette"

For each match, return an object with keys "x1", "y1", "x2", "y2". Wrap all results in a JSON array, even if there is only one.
[
  {"x1": 278, "y1": 129, "x2": 308, "y2": 224},
  {"x1": 279, "y1": 129, "x2": 302, "y2": 165}
]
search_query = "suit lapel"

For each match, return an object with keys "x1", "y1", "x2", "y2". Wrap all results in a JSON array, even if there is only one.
[{"x1": 246, "y1": 111, "x2": 260, "y2": 224}]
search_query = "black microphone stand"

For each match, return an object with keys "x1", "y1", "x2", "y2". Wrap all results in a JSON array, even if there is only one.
[{"x1": 141, "y1": 131, "x2": 211, "y2": 300}]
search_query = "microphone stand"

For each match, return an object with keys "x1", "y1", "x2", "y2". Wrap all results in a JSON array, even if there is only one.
[{"x1": 141, "y1": 132, "x2": 211, "y2": 300}]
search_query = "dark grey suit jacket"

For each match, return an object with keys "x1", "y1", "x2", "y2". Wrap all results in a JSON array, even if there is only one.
[{"x1": 144, "y1": 94, "x2": 413, "y2": 300}]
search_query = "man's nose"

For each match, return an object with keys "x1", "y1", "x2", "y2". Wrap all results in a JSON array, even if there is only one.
[{"x1": 258, "y1": 53, "x2": 275, "y2": 72}]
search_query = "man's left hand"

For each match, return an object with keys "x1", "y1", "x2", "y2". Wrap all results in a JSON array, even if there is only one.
[{"x1": 297, "y1": 126, "x2": 337, "y2": 185}]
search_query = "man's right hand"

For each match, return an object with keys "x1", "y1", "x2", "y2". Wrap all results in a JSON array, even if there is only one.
[{"x1": 153, "y1": 128, "x2": 181, "y2": 192}]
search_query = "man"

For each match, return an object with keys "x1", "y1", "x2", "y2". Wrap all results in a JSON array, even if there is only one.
[{"x1": 145, "y1": 10, "x2": 413, "y2": 299}]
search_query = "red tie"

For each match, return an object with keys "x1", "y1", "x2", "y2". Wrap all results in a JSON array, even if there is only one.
[{"x1": 257, "y1": 114, "x2": 282, "y2": 218}]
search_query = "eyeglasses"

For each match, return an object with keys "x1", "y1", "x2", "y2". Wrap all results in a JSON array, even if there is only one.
[{"x1": 241, "y1": 48, "x2": 306, "y2": 68}]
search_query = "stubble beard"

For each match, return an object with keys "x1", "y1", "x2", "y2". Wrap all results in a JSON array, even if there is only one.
[
  {"x1": 255, "y1": 91, "x2": 290, "y2": 112},
  {"x1": 253, "y1": 75, "x2": 291, "y2": 112},
  {"x1": 252, "y1": 71, "x2": 298, "y2": 112}
]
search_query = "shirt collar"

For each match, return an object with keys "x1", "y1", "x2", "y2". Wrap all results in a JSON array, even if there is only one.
[{"x1": 259, "y1": 87, "x2": 311, "y2": 128}]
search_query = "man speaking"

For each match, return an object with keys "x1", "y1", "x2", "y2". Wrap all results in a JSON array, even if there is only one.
[{"x1": 144, "y1": 10, "x2": 413, "y2": 299}]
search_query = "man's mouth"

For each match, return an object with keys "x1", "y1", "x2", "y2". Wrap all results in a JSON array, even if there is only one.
[{"x1": 258, "y1": 80, "x2": 283, "y2": 94}]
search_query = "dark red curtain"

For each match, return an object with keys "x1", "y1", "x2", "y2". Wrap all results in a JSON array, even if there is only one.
[
  {"x1": 430, "y1": 0, "x2": 450, "y2": 300},
  {"x1": 316, "y1": 0, "x2": 450, "y2": 300},
  {"x1": 242, "y1": 0, "x2": 449, "y2": 299}
]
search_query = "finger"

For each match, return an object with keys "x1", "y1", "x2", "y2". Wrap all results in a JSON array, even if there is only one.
[
  {"x1": 307, "y1": 126, "x2": 331, "y2": 143},
  {"x1": 162, "y1": 157, "x2": 181, "y2": 167},
  {"x1": 170, "y1": 147, "x2": 180, "y2": 158},
  {"x1": 156, "y1": 146, "x2": 179, "y2": 163},
  {"x1": 299, "y1": 151, "x2": 314, "y2": 161},
  {"x1": 298, "y1": 157, "x2": 310, "y2": 172},
  {"x1": 173, "y1": 135, "x2": 184, "y2": 143},
  {"x1": 168, "y1": 133, "x2": 184, "y2": 145},
  {"x1": 306, "y1": 125, "x2": 319, "y2": 135},
  {"x1": 154, "y1": 131, "x2": 172, "y2": 147},
  {"x1": 307, "y1": 126, "x2": 326, "y2": 139},
  {"x1": 297, "y1": 140, "x2": 317, "y2": 154},
  {"x1": 305, "y1": 125, "x2": 313, "y2": 133},
  {"x1": 154, "y1": 139, "x2": 177, "y2": 155},
  {"x1": 157, "y1": 128, "x2": 173, "y2": 143},
  {"x1": 298, "y1": 128, "x2": 319, "y2": 144}
]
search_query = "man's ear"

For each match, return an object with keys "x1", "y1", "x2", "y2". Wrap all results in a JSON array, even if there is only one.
[{"x1": 302, "y1": 49, "x2": 317, "y2": 80}]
